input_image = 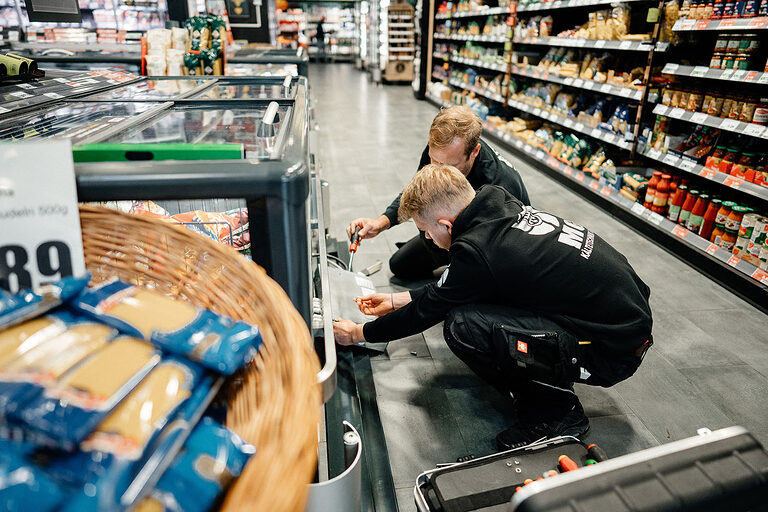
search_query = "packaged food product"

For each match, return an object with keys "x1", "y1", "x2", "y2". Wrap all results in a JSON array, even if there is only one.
[
  {"x1": 740, "y1": 100, "x2": 756, "y2": 123},
  {"x1": 0, "y1": 276, "x2": 89, "y2": 330},
  {"x1": 707, "y1": 95, "x2": 725, "y2": 116},
  {"x1": 0, "y1": 441, "x2": 64, "y2": 512},
  {"x1": 71, "y1": 280, "x2": 262, "y2": 375},
  {"x1": 135, "y1": 417, "x2": 255, "y2": 512},
  {"x1": 753, "y1": 99, "x2": 768, "y2": 126}
]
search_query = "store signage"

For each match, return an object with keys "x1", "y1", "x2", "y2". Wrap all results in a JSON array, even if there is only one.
[{"x1": 0, "y1": 141, "x2": 85, "y2": 293}]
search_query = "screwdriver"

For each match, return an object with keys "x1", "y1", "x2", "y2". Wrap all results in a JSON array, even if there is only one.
[
  {"x1": 349, "y1": 226, "x2": 361, "y2": 270},
  {"x1": 558, "y1": 455, "x2": 579, "y2": 472},
  {"x1": 587, "y1": 443, "x2": 608, "y2": 463}
]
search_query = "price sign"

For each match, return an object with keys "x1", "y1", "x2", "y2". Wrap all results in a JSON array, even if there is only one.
[
  {"x1": 648, "y1": 212, "x2": 664, "y2": 226},
  {"x1": 720, "y1": 118, "x2": 741, "y2": 131},
  {"x1": 575, "y1": 123, "x2": 585, "y2": 132},
  {"x1": 564, "y1": 77, "x2": 574, "y2": 85},
  {"x1": 575, "y1": 173, "x2": 585, "y2": 182},
  {"x1": 536, "y1": 150, "x2": 546, "y2": 160},
  {"x1": 600, "y1": 84, "x2": 612, "y2": 93},
  {"x1": 679, "y1": 158, "x2": 697, "y2": 171},
  {"x1": 743, "y1": 124, "x2": 765, "y2": 138},
  {"x1": 515, "y1": 140, "x2": 524, "y2": 149},
  {"x1": 648, "y1": 148, "x2": 663, "y2": 160},
  {"x1": 748, "y1": 17, "x2": 768, "y2": 28},
  {"x1": 752, "y1": 268, "x2": 768, "y2": 284},
  {"x1": 631, "y1": 202, "x2": 646, "y2": 216},
  {"x1": 669, "y1": 108, "x2": 686, "y2": 119},
  {"x1": 583, "y1": 81, "x2": 595, "y2": 90},
  {"x1": 691, "y1": 112, "x2": 709, "y2": 124},
  {"x1": 573, "y1": 79, "x2": 584, "y2": 88},
  {"x1": 0, "y1": 141, "x2": 85, "y2": 293},
  {"x1": 655, "y1": 105, "x2": 669, "y2": 116},
  {"x1": 663, "y1": 63, "x2": 679, "y2": 74},
  {"x1": 745, "y1": 71, "x2": 758, "y2": 82},
  {"x1": 695, "y1": 19, "x2": 711, "y2": 29},
  {"x1": 723, "y1": 175, "x2": 742, "y2": 189},
  {"x1": 601, "y1": 186, "x2": 613, "y2": 197},
  {"x1": 620, "y1": 88, "x2": 634, "y2": 98},
  {"x1": 705, "y1": 243, "x2": 719, "y2": 255},
  {"x1": 732, "y1": 70, "x2": 747, "y2": 81},
  {"x1": 699, "y1": 168, "x2": 717, "y2": 179},
  {"x1": 524, "y1": 144, "x2": 533, "y2": 154},
  {"x1": 663, "y1": 153, "x2": 680, "y2": 166},
  {"x1": 595, "y1": 39, "x2": 606, "y2": 48},
  {"x1": 533, "y1": 108, "x2": 542, "y2": 117},
  {"x1": 672, "y1": 225, "x2": 688, "y2": 239},
  {"x1": 720, "y1": 69, "x2": 734, "y2": 80},
  {"x1": 605, "y1": 133, "x2": 617, "y2": 144},
  {"x1": 589, "y1": 180, "x2": 600, "y2": 191},
  {"x1": 758, "y1": 73, "x2": 768, "y2": 85},
  {"x1": 564, "y1": 167, "x2": 573, "y2": 176},
  {"x1": 727, "y1": 255, "x2": 740, "y2": 267},
  {"x1": 564, "y1": 119, "x2": 575, "y2": 128},
  {"x1": 691, "y1": 66, "x2": 709, "y2": 77}
]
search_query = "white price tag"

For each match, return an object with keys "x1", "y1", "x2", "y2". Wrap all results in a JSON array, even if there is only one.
[
  {"x1": 504, "y1": 134, "x2": 513, "y2": 142},
  {"x1": 648, "y1": 212, "x2": 664, "y2": 226},
  {"x1": 594, "y1": 40, "x2": 606, "y2": 48},
  {"x1": 663, "y1": 153, "x2": 679, "y2": 166},
  {"x1": 758, "y1": 73, "x2": 768, "y2": 85},
  {"x1": 691, "y1": 112, "x2": 708, "y2": 124},
  {"x1": 0, "y1": 106, "x2": 10, "y2": 114},
  {"x1": 720, "y1": 118, "x2": 741, "y2": 131},
  {"x1": 591, "y1": 128, "x2": 603, "y2": 138},
  {"x1": 524, "y1": 145, "x2": 533, "y2": 154},
  {"x1": 563, "y1": 77, "x2": 574, "y2": 86},
  {"x1": 648, "y1": 149, "x2": 663, "y2": 160},
  {"x1": 669, "y1": 108, "x2": 686, "y2": 119},
  {"x1": 573, "y1": 79, "x2": 584, "y2": 88},
  {"x1": 533, "y1": 108, "x2": 542, "y2": 117},
  {"x1": 536, "y1": 150, "x2": 546, "y2": 160},
  {"x1": 619, "y1": 40, "x2": 632, "y2": 50},
  {"x1": 9, "y1": 91, "x2": 32, "y2": 99},
  {"x1": 743, "y1": 124, "x2": 765, "y2": 138},
  {"x1": 619, "y1": 88, "x2": 633, "y2": 98},
  {"x1": 663, "y1": 63, "x2": 679, "y2": 74},
  {"x1": 0, "y1": 141, "x2": 86, "y2": 293},
  {"x1": 732, "y1": 70, "x2": 747, "y2": 81},
  {"x1": 564, "y1": 119, "x2": 574, "y2": 128},
  {"x1": 691, "y1": 66, "x2": 708, "y2": 77},
  {"x1": 600, "y1": 84, "x2": 612, "y2": 93},
  {"x1": 679, "y1": 159, "x2": 697, "y2": 171},
  {"x1": 43, "y1": 92, "x2": 64, "y2": 99},
  {"x1": 605, "y1": 133, "x2": 617, "y2": 143},
  {"x1": 575, "y1": 123, "x2": 585, "y2": 132},
  {"x1": 655, "y1": 105, "x2": 669, "y2": 116},
  {"x1": 720, "y1": 69, "x2": 734, "y2": 80},
  {"x1": 583, "y1": 81, "x2": 594, "y2": 90},
  {"x1": 631, "y1": 202, "x2": 646, "y2": 216},
  {"x1": 515, "y1": 140, "x2": 524, "y2": 149},
  {"x1": 16, "y1": 83, "x2": 36, "y2": 90}
]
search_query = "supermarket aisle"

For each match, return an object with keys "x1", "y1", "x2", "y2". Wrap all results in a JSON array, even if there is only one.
[{"x1": 310, "y1": 64, "x2": 768, "y2": 511}]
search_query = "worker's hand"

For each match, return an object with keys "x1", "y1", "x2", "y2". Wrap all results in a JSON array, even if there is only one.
[
  {"x1": 347, "y1": 215, "x2": 391, "y2": 240},
  {"x1": 354, "y1": 294, "x2": 394, "y2": 317},
  {"x1": 333, "y1": 318, "x2": 365, "y2": 346}
]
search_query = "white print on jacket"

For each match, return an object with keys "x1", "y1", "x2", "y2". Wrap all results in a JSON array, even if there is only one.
[
  {"x1": 437, "y1": 267, "x2": 450, "y2": 287},
  {"x1": 512, "y1": 206, "x2": 595, "y2": 259}
]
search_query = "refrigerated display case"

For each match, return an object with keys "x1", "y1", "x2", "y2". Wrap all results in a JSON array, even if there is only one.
[{"x1": 228, "y1": 46, "x2": 310, "y2": 76}]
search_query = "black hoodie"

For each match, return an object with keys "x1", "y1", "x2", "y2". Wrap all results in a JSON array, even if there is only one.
[
  {"x1": 364, "y1": 186, "x2": 653, "y2": 355},
  {"x1": 382, "y1": 139, "x2": 531, "y2": 226}
]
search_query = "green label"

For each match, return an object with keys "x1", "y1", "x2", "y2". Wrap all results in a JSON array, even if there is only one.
[{"x1": 646, "y1": 7, "x2": 660, "y2": 23}]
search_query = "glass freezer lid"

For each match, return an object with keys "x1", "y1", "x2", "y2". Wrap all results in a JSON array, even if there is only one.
[
  {"x1": 225, "y1": 63, "x2": 298, "y2": 77},
  {"x1": 189, "y1": 79, "x2": 296, "y2": 100},
  {"x1": 0, "y1": 101, "x2": 163, "y2": 145},
  {"x1": 81, "y1": 78, "x2": 214, "y2": 101},
  {"x1": 103, "y1": 104, "x2": 291, "y2": 160}
]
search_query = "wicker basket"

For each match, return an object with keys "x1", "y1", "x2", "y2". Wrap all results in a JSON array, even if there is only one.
[{"x1": 78, "y1": 205, "x2": 321, "y2": 512}]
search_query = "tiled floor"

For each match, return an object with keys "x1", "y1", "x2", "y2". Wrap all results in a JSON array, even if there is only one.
[{"x1": 310, "y1": 63, "x2": 768, "y2": 511}]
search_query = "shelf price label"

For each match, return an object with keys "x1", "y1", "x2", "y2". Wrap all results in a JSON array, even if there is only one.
[
  {"x1": 648, "y1": 212, "x2": 664, "y2": 226},
  {"x1": 720, "y1": 118, "x2": 741, "y2": 131},
  {"x1": 600, "y1": 83, "x2": 612, "y2": 93},
  {"x1": 575, "y1": 173, "x2": 585, "y2": 182},
  {"x1": 647, "y1": 148, "x2": 663, "y2": 160},
  {"x1": 706, "y1": 243, "x2": 719, "y2": 255},
  {"x1": 669, "y1": 108, "x2": 686, "y2": 119},
  {"x1": 535, "y1": 150, "x2": 546, "y2": 160},
  {"x1": 573, "y1": 79, "x2": 584, "y2": 88},
  {"x1": 655, "y1": 105, "x2": 669, "y2": 116},
  {"x1": 662, "y1": 63, "x2": 679, "y2": 74},
  {"x1": 727, "y1": 255, "x2": 741, "y2": 267},
  {"x1": 743, "y1": 124, "x2": 766, "y2": 138},
  {"x1": 564, "y1": 167, "x2": 573, "y2": 176},
  {"x1": 601, "y1": 185, "x2": 613, "y2": 197},
  {"x1": 631, "y1": 202, "x2": 646, "y2": 216},
  {"x1": 663, "y1": 153, "x2": 680, "y2": 166},
  {"x1": 723, "y1": 175, "x2": 742, "y2": 189},
  {"x1": 619, "y1": 40, "x2": 632, "y2": 49},
  {"x1": 758, "y1": 74, "x2": 768, "y2": 85},
  {"x1": 752, "y1": 268, "x2": 768, "y2": 285},
  {"x1": 691, "y1": 112, "x2": 709, "y2": 124},
  {"x1": 695, "y1": 19, "x2": 711, "y2": 29},
  {"x1": 691, "y1": 66, "x2": 709, "y2": 77},
  {"x1": 0, "y1": 141, "x2": 85, "y2": 293},
  {"x1": 594, "y1": 39, "x2": 606, "y2": 48},
  {"x1": 672, "y1": 225, "x2": 688, "y2": 239},
  {"x1": 589, "y1": 180, "x2": 600, "y2": 191},
  {"x1": 679, "y1": 159, "x2": 697, "y2": 172},
  {"x1": 699, "y1": 168, "x2": 717, "y2": 179}
]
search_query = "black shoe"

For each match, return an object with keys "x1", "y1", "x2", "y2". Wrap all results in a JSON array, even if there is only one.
[{"x1": 495, "y1": 402, "x2": 590, "y2": 451}]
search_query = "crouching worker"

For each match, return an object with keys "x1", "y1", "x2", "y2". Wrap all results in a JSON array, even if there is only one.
[{"x1": 333, "y1": 164, "x2": 653, "y2": 450}]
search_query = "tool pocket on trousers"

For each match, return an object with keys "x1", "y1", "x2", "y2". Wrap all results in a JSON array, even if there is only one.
[{"x1": 491, "y1": 324, "x2": 571, "y2": 383}]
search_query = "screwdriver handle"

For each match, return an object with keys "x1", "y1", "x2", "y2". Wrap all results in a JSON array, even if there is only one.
[
  {"x1": 350, "y1": 226, "x2": 361, "y2": 253},
  {"x1": 558, "y1": 455, "x2": 579, "y2": 472},
  {"x1": 587, "y1": 443, "x2": 608, "y2": 463}
]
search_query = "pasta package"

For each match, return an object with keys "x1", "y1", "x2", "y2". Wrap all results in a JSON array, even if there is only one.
[
  {"x1": 72, "y1": 280, "x2": 262, "y2": 375},
  {"x1": 52, "y1": 371, "x2": 219, "y2": 512},
  {"x1": 13, "y1": 336, "x2": 160, "y2": 448},
  {"x1": 0, "y1": 440, "x2": 64, "y2": 512},
  {"x1": 0, "y1": 311, "x2": 116, "y2": 421},
  {"x1": 135, "y1": 417, "x2": 254, "y2": 512},
  {"x1": 0, "y1": 275, "x2": 89, "y2": 330}
]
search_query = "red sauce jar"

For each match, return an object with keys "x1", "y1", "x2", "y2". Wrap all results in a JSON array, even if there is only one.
[
  {"x1": 699, "y1": 198, "x2": 722, "y2": 241},
  {"x1": 686, "y1": 194, "x2": 710, "y2": 233},
  {"x1": 644, "y1": 171, "x2": 662, "y2": 209},
  {"x1": 679, "y1": 189, "x2": 699, "y2": 226},
  {"x1": 652, "y1": 174, "x2": 672, "y2": 214}
]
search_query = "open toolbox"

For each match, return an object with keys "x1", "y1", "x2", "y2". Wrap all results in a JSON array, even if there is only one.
[{"x1": 415, "y1": 427, "x2": 768, "y2": 512}]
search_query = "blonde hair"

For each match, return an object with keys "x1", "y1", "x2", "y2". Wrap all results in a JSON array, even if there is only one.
[
  {"x1": 399, "y1": 164, "x2": 476, "y2": 223},
  {"x1": 429, "y1": 106, "x2": 483, "y2": 157}
]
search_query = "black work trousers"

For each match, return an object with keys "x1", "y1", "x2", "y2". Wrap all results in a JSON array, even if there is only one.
[
  {"x1": 443, "y1": 304, "x2": 643, "y2": 420},
  {"x1": 389, "y1": 231, "x2": 450, "y2": 280}
]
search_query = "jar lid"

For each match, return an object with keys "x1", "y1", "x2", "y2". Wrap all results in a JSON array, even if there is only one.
[
  {"x1": 662, "y1": 174, "x2": 672, "y2": 179},
  {"x1": 722, "y1": 200, "x2": 737, "y2": 207},
  {"x1": 732, "y1": 205, "x2": 750, "y2": 212}
]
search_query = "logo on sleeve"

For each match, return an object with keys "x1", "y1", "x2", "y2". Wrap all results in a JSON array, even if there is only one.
[
  {"x1": 437, "y1": 267, "x2": 450, "y2": 287},
  {"x1": 517, "y1": 340, "x2": 528, "y2": 353}
]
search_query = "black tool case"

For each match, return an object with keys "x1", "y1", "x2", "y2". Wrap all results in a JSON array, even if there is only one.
[
  {"x1": 415, "y1": 436, "x2": 589, "y2": 512},
  {"x1": 415, "y1": 427, "x2": 768, "y2": 512}
]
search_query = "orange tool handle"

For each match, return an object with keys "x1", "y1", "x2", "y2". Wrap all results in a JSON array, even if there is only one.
[{"x1": 558, "y1": 455, "x2": 579, "y2": 472}]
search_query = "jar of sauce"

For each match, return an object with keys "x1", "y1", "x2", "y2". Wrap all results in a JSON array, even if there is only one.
[
  {"x1": 686, "y1": 193, "x2": 710, "y2": 232},
  {"x1": 725, "y1": 204, "x2": 748, "y2": 231},
  {"x1": 731, "y1": 152, "x2": 756, "y2": 178},
  {"x1": 715, "y1": 200, "x2": 736, "y2": 227},
  {"x1": 719, "y1": 147, "x2": 741, "y2": 174},
  {"x1": 720, "y1": 229, "x2": 738, "y2": 251},
  {"x1": 668, "y1": 184, "x2": 688, "y2": 222},
  {"x1": 707, "y1": 145, "x2": 727, "y2": 169},
  {"x1": 652, "y1": 174, "x2": 672, "y2": 214},
  {"x1": 699, "y1": 198, "x2": 722, "y2": 240},
  {"x1": 679, "y1": 189, "x2": 699, "y2": 226},
  {"x1": 644, "y1": 171, "x2": 662, "y2": 209}
]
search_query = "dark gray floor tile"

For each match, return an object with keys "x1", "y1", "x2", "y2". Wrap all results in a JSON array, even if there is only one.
[
  {"x1": 574, "y1": 384, "x2": 634, "y2": 418},
  {"x1": 379, "y1": 333, "x2": 431, "y2": 360},
  {"x1": 431, "y1": 357, "x2": 488, "y2": 389},
  {"x1": 396, "y1": 485, "x2": 417, "y2": 512},
  {"x1": 680, "y1": 365, "x2": 768, "y2": 447},
  {"x1": 614, "y1": 351, "x2": 733, "y2": 443},
  {"x1": 580, "y1": 413, "x2": 659, "y2": 458},
  {"x1": 443, "y1": 386, "x2": 517, "y2": 458}
]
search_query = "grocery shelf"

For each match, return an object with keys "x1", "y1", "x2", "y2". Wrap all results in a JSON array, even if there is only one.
[
  {"x1": 673, "y1": 16, "x2": 768, "y2": 31},
  {"x1": 433, "y1": 71, "x2": 448, "y2": 81},
  {"x1": 448, "y1": 78, "x2": 506, "y2": 103},
  {"x1": 425, "y1": 91, "x2": 768, "y2": 298},
  {"x1": 640, "y1": 145, "x2": 768, "y2": 202},
  {"x1": 390, "y1": 38, "x2": 414, "y2": 43},
  {"x1": 434, "y1": 33, "x2": 507, "y2": 43},
  {"x1": 506, "y1": 97, "x2": 633, "y2": 150},
  {"x1": 510, "y1": 64, "x2": 643, "y2": 100},
  {"x1": 451, "y1": 55, "x2": 507, "y2": 72},
  {"x1": 661, "y1": 63, "x2": 768, "y2": 85},
  {"x1": 652, "y1": 104, "x2": 768, "y2": 140},
  {"x1": 435, "y1": 6, "x2": 509, "y2": 19},
  {"x1": 518, "y1": 0, "x2": 652, "y2": 11},
  {"x1": 513, "y1": 36, "x2": 668, "y2": 52},
  {"x1": 433, "y1": 51, "x2": 451, "y2": 60}
]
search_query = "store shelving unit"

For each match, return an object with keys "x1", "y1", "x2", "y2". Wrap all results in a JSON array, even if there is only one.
[
  {"x1": 383, "y1": 0, "x2": 415, "y2": 80},
  {"x1": 424, "y1": 0, "x2": 768, "y2": 308},
  {"x1": 672, "y1": 16, "x2": 768, "y2": 31}
]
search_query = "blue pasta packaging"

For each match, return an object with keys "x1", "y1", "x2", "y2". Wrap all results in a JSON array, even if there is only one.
[
  {"x1": 11, "y1": 335, "x2": 160, "y2": 449},
  {"x1": 0, "y1": 440, "x2": 65, "y2": 512},
  {"x1": 71, "y1": 279, "x2": 263, "y2": 375},
  {"x1": 47, "y1": 362, "x2": 221, "y2": 512},
  {"x1": 136, "y1": 417, "x2": 255, "y2": 512},
  {"x1": 0, "y1": 275, "x2": 90, "y2": 330}
]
